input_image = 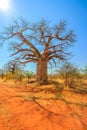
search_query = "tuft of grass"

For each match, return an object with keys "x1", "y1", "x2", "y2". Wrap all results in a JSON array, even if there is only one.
[
  {"x1": 55, "y1": 93, "x2": 64, "y2": 100},
  {"x1": 20, "y1": 93, "x2": 33, "y2": 101}
]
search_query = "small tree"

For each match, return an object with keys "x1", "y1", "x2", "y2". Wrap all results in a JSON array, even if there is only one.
[
  {"x1": 0, "y1": 18, "x2": 76, "y2": 84},
  {"x1": 4, "y1": 60, "x2": 23, "y2": 74},
  {"x1": 58, "y1": 62, "x2": 79, "y2": 87}
]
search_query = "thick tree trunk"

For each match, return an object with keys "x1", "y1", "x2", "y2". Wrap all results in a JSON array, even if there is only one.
[{"x1": 36, "y1": 60, "x2": 48, "y2": 85}]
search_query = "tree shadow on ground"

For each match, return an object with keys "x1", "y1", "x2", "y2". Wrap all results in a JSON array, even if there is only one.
[
  {"x1": 17, "y1": 80, "x2": 64, "y2": 96},
  {"x1": 18, "y1": 96, "x2": 87, "y2": 130},
  {"x1": 1, "y1": 89, "x2": 87, "y2": 130}
]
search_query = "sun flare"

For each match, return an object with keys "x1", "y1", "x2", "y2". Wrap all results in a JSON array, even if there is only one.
[{"x1": 0, "y1": 0, "x2": 11, "y2": 12}]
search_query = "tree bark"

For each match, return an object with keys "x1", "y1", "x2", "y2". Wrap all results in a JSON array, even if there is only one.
[{"x1": 36, "y1": 59, "x2": 48, "y2": 85}]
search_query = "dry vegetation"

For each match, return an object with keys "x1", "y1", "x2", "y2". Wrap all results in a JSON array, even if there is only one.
[{"x1": 0, "y1": 73, "x2": 87, "y2": 130}]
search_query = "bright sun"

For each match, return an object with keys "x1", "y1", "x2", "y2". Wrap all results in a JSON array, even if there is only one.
[{"x1": 0, "y1": 0, "x2": 11, "y2": 12}]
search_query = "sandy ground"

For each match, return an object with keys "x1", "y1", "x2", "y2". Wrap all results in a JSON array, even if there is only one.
[{"x1": 0, "y1": 80, "x2": 87, "y2": 130}]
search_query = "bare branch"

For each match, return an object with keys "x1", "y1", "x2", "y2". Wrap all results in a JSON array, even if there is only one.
[
  {"x1": 0, "y1": 18, "x2": 76, "y2": 70},
  {"x1": 19, "y1": 32, "x2": 41, "y2": 58}
]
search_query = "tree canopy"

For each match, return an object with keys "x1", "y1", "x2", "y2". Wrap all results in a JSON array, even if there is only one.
[
  {"x1": 0, "y1": 18, "x2": 76, "y2": 64},
  {"x1": 0, "y1": 18, "x2": 76, "y2": 84}
]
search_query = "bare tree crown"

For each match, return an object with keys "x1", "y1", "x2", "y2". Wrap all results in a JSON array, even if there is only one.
[{"x1": 0, "y1": 18, "x2": 76, "y2": 66}]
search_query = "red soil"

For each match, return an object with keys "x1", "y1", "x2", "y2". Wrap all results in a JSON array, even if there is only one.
[{"x1": 0, "y1": 81, "x2": 87, "y2": 130}]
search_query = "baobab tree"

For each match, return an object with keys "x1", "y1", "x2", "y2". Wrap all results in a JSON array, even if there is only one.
[
  {"x1": 4, "y1": 60, "x2": 23, "y2": 74},
  {"x1": 0, "y1": 18, "x2": 76, "y2": 84}
]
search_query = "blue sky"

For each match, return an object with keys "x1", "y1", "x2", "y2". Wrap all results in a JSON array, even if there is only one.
[{"x1": 0, "y1": 0, "x2": 87, "y2": 72}]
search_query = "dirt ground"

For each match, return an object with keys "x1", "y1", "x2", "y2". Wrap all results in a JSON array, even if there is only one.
[{"x1": 0, "y1": 80, "x2": 87, "y2": 130}]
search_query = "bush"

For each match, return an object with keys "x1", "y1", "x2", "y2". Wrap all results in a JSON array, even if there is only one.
[
  {"x1": 13, "y1": 71, "x2": 24, "y2": 82},
  {"x1": 24, "y1": 71, "x2": 34, "y2": 83},
  {"x1": 5, "y1": 72, "x2": 13, "y2": 80}
]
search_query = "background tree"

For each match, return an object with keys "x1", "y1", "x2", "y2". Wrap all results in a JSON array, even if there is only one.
[
  {"x1": 4, "y1": 60, "x2": 23, "y2": 74},
  {"x1": 4, "y1": 60, "x2": 24, "y2": 81},
  {"x1": 58, "y1": 62, "x2": 79, "y2": 87},
  {"x1": 0, "y1": 18, "x2": 76, "y2": 84}
]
